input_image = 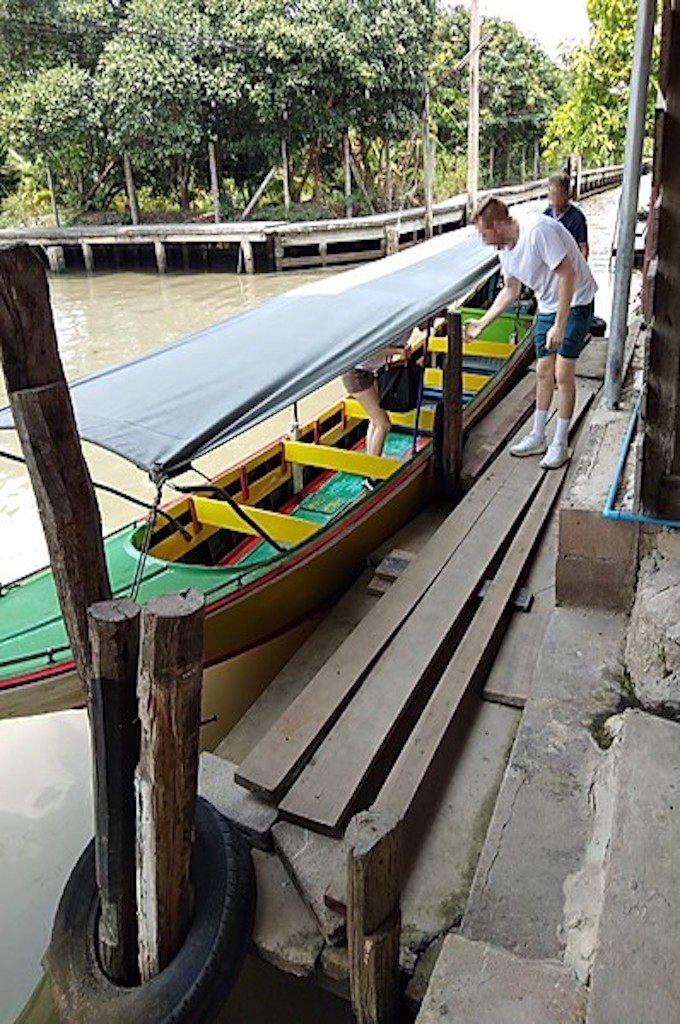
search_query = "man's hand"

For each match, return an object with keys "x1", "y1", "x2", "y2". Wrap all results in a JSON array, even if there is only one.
[
  {"x1": 545, "y1": 323, "x2": 564, "y2": 350},
  {"x1": 463, "y1": 319, "x2": 483, "y2": 341}
]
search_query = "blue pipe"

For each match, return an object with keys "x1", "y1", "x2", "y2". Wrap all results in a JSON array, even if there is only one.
[{"x1": 603, "y1": 397, "x2": 680, "y2": 528}]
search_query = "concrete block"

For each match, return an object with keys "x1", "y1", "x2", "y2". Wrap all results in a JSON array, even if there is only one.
[
  {"x1": 198, "y1": 752, "x2": 278, "y2": 850},
  {"x1": 588, "y1": 711, "x2": 680, "y2": 1024},
  {"x1": 272, "y1": 822, "x2": 346, "y2": 945},
  {"x1": 556, "y1": 554, "x2": 638, "y2": 612},
  {"x1": 463, "y1": 608, "x2": 626, "y2": 962},
  {"x1": 558, "y1": 506, "x2": 639, "y2": 563},
  {"x1": 415, "y1": 935, "x2": 587, "y2": 1024},
  {"x1": 251, "y1": 849, "x2": 324, "y2": 977}
]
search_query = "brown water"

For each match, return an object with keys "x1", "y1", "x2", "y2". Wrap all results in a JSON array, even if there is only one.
[{"x1": 0, "y1": 185, "x2": 634, "y2": 1022}]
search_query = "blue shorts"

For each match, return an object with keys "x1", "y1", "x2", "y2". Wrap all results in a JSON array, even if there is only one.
[{"x1": 535, "y1": 301, "x2": 594, "y2": 360}]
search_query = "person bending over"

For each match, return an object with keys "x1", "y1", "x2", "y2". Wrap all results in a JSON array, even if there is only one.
[{"x1": 464, "y1": 196, "x2": 597, "y2": 470}]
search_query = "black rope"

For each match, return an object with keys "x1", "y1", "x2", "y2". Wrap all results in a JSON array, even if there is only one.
[
  {"x1": 171, "y1": 468, "x2": 286, "y2": 553},
  {"x1": 0, "y1": 448, "x2": 192, "y2": 541},
  {"x1": 129, "y1": 486, "x2": 162, "y2": 600}
]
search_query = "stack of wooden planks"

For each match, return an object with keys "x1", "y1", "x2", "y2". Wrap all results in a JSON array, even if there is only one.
[{"x1": 235, "y1": 380, "x2": 598, "y2": 849}]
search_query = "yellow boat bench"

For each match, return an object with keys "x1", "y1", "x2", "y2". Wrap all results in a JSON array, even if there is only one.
[
  {"x1": 343, "y1": 397, "x2": 435, "y2": 432},
  {"x1": 190, "y1": 442, "x2": 401, "y2": 546}
]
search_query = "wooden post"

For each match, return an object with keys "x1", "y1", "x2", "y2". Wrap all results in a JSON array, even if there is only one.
[
  {"x1": 240, "y1": 165, "x2": 276, "y2": 221},
  {"x1": 46, "y1": 165, "x2": 60, "y2": 227},
  {"x1": 282, "y1": 138, "x2": 291, "y2": 211},
  {"x1": 346, "y1": 809, "x2": 402, "y2": 1024},
  {"x1": 136, "y1": 589, "x2": 205, "y2": 980},
  {"x1": 384, "y1": 137, "x2": 393, "y2": 212},
  {"x1": 344, "y1": 134, "x2": 353, "y2": 218},
  {"x1": 153, "y1": 240, "x2": 167, "y2": 274},
  {"x1": 440, "y1": 308, "x2": 464, "y2": 499},
  {"x1": 533, "y1": 139, "x2": 540, "y2": 179},
  {"x1": 46, "y1": 245, "x2": 65, "y2": 273},
  {"x1": 384, "y1": 225, "x2": 399, "y2": 256},
  {"x1": 89, "y1": 598, "x2": 141, "y2": 986},
  {"x1": 0, "y1": 246, "x2": 112, "y2": 692},
  {"x1": 239, "y1": 238, "x2": 255, "y2": 274},
  {"x1": 81, "y1": 241, "x2": 95, "y2": 272},
  {"x1": 208, "y1": 137, "x2": 221, "y2": 224},
  {"x1": 422, "y1": 86, "x2": 434, "y2": 239},
  {"x1": 466, "y1": 0, "x2": 480, "y2": 217},
  {"x1": 123, "y1": 151, "x2": 140, "y2": 226}
]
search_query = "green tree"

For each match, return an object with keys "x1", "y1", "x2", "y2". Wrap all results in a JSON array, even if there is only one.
[{"x1": 543, "y1": 0, "x2": 657, "y2": 166}]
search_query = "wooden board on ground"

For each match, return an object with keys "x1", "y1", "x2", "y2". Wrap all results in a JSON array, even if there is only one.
[
  {"x1": 372, "y1": 466, "x2": 566, "y2": 830},
  {"x1": 482, "y1": 513, "x2": 558, "y2": 708},
  {"x1": 235, "y1": 448, "x2": 535, "y2": 802},
  {"x1": 461, "y1": 373, "x2": 536, "y2": 487},
  {"x1": 236, "y1": 379, "x2": 598, "y2": 807},
  {"x1": 277, "y1": 462, "x2": 547, "y2": 835}
]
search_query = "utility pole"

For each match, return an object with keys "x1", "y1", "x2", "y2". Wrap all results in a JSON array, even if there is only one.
[
  {"x1": 466, "y1": 0, "x2": 480, "y2": 219},
  {"x1": 423, "y1": 83, "x2": 434, "y2": 239}
]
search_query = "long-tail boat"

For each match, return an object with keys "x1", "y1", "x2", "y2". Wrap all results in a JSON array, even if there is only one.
[{"x1": 0, "y1": 230, "x2": 534, "y2": 719}]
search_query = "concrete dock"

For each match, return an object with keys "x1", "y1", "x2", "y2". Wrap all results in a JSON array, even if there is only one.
[{"x1": 197, "y1": 317, "x2": 680, "y2": 1021}]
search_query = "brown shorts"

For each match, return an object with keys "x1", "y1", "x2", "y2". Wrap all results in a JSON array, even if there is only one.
[{"x1": 342, "y1": 368, "x2": 375, "y2": 394}]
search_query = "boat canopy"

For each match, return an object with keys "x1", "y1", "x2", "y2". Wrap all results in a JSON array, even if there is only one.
[{"x1": 0, "y1": 230, "x2": 498, "y2": 480}]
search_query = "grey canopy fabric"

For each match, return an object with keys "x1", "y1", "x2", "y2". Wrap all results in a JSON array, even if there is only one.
[{"x1": 0, "y1": 229, "x2": 498, "y2": 479}]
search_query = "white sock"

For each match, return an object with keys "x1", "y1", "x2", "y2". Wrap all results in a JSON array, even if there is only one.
[
  {"x1": 532, "y1": 408, "x2": 549, "y2": 439},
  {"x1": 553, "y1": 417, "x2": 570, "y2": 446}
]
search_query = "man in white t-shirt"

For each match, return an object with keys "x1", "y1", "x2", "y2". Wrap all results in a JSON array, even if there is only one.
[{"x1": 464, "y1": 196, "x2": 597, "y2": 469}]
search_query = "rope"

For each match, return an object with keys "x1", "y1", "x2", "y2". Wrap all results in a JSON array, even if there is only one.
[
  {"x1": 129, "y1": 485, "x2": 162, "y2": 600},
  {"x1": 0, "y1": 448, "x2": 191, "y2": 541},
  {"x1": 172, "y1": 468, "x2": 286, "y2": 553}
]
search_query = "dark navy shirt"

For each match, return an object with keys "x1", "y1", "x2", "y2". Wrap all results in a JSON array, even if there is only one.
[{"x1": 543, "y1": 203, "x2": 588, "y2": 250}]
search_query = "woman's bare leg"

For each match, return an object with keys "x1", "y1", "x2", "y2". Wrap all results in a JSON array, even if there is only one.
[{"x1": 352, "y1": 383, "x2": 392, "y2": 457}]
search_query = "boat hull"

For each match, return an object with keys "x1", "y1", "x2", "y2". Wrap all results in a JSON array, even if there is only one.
[{"x1": 0, "y1": 449, "x2": 430, "y2": 721}]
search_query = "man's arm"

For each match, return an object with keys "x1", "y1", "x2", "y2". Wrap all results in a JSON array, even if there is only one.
[
  {"x1": 545, "y1": 257, "x2": 575, "y2": 350},
  {"x1": 463, "y1": 276, "x2": 521, "y2": 340}
]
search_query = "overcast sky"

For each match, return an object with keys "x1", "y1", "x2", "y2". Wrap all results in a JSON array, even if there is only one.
[{"x1": 479, "y1": 0, "x2": 590, "y2": 58}]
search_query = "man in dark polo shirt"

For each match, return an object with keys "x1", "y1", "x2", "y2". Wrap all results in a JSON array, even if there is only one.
[{"x1": 544, "y1": 174, "x2": 589, "y2": 260}]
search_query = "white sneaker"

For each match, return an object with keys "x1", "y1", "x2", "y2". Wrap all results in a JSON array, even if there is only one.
[
  {"x1": 509, "y1": 432, "x2": 547, "y2": 457},
  {"x1": 540, "y1": 441, "x2": 570, "y2": 470}
]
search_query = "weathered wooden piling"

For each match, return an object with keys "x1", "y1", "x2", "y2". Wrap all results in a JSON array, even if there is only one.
[
  {"x1": 346, "y1": 808, "x2": 402, "y2": 1024},
  {"x1": 0, "y1": 245, "x2": 112, "y2": 690},
  {"x1": 439, "y1": 308, "x2": 464, "y2": 498},
  {"x1": 89, "y1": 598, "x2": 141, "y2": 986},
  {"x1": 135, "y1": 589, "x2": 206, "y2": 980}
]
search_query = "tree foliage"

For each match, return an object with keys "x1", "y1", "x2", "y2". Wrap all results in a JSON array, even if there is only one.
[
  {"x1": 0, "y1": 0, "x2": 571, "y2": 223},
  {"x1": 543, "y1": 0, "x2": 658, "y2": 166}
]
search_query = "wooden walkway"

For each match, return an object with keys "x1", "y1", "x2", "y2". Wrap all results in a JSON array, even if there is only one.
[
  {"x1": 199, "y1": 371, "x2": 600, "y2": 1002},
  {"x1": 0, "y1": 165, "x2": 627, "y2": 275}
]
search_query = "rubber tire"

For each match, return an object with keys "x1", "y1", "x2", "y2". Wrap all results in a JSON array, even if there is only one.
[{"x1": 47, "y1": 797, "x2": 255, "y2": 1024}]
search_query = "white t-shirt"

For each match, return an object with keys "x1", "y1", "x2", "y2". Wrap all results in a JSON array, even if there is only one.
[{"x1": 500, "y1": 213, "x2": 597, "y2": 313}]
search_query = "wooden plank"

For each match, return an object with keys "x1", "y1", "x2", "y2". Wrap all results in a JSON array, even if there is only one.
[
  {"x1": 482, "y1": 514, "x2": 558, "y2": 707},
  {"x1": 461, "y1": 373, "x2": 536, "y2": 486},
  {"x1": 429, "y1": 336, "x2": 516, "y2": 358},
  {"x1": 192, "y1": 494, "x2": 320, "y2": 545},
  {"x1": 425, "y1": 366, "x2": 490, "y2": 393},
  {"x1": 277, "y1": 466, "x2": 545, "y2": 834},
  {"x1": 234, "y1": 451, "x2": 531, "y2": 801},
  {"x1": 235, "y1": 381, "x2": 596, "y2": 806},
  {"x1": 344, "y1": 397, "x2": 436, "y2": 432},
  {"x1": 283, "y1": 440, "x2": 400, "y2": 480},
  {"x1": 373, "y1": 467, "x2": 566, "y2": 827}
]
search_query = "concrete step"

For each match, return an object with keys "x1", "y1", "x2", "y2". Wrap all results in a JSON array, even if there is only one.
[
  {"x1": 587, "y1": 709, "x2": 680, "y2": 1024},
  {"x1": 415, "y1": 935, "x2": 587, "y2": 1024}
]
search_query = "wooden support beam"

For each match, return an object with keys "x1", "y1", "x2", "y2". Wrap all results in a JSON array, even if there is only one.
[
  {"x1": 347, "y1": 809, "x2": 402, "y2": 1024},
  {"x1": 439, "y1": 308, "x2": 464, "y2": 498},
  {"x1": 283, "y1": 439, "x2": 400, "y2": 479},
  {"x1": 136, "y1": 589, "x2": 205, "y2": 980},
  {"x1": 0, "y1": 245, "x2": 112, "y2": 692},
  {"x1": 192, "y1": 494, "x2": 320, "y2": 545},
  {"x1": 89, "y1": 598, "x2": 141, "y2": 986}
]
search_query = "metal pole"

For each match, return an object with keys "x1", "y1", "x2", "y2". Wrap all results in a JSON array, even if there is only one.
[
  {"x1": 466, "y1": 0, "x2": 481, "y2": 219},
  {"x1": 605, "y1": 0, "x2": 656, "y2": 408}
]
